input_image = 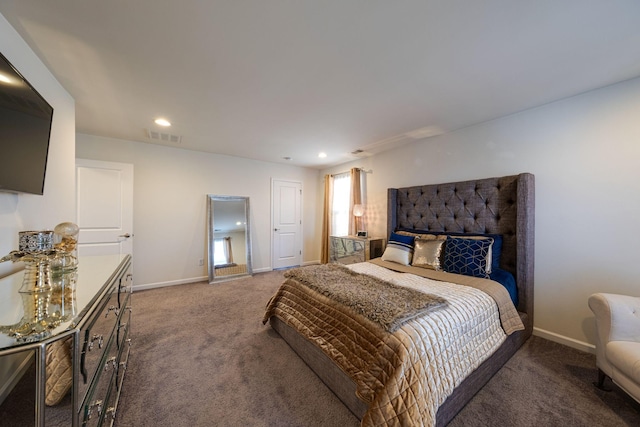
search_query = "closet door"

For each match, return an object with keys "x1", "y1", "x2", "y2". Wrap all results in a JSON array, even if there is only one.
[
  {"x1": 272, "y1": 179, "x2": 302, "y2": 269},
  {"x1": 76, "y1": 159, "x2": 134, "y2": 256}
]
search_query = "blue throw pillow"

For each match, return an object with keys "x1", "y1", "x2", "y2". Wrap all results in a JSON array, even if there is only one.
[
  {"x1": 443, "y1": 236, "x2": 493, "y2": 278},
  {"x1": 381, "y1": 232, "x2": 415, "y2": 265},
  {"x1": 490, "y1": 268, "x2": 518, "y2": 307}
]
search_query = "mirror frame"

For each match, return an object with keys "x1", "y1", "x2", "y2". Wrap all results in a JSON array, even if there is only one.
[{"x1": 207, "y1": 195, "x2": 253, "y2": 283}]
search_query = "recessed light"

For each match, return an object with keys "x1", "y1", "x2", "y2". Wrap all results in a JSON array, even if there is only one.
[
  {"x1": 154, "y1": 118, "x2": 171, "y2": 127},
  {"x1": 318, "y1": 152, "x2": 327, "y2": 158}
]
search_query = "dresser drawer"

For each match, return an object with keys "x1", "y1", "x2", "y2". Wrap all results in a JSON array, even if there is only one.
[
  {"x1": 101, "y1": 373, "x2": 120, "y2": 427},
  {"x1": 78, "y1": 286, "x2": 119, "y2": 403},
  {"x1": 80, "y1": 333, "x2": 119, "y2": 426},
  {"x1": 116, "y1": 322, "x2": 131, "y2": 395},
  {"x1": 117, "y1": 270, "x2": 133, "y2": 306}
]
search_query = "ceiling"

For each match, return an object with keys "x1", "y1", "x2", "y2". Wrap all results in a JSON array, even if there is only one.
[{"x1": 1, "y1": 1, "x2": 640, "y2": 169}]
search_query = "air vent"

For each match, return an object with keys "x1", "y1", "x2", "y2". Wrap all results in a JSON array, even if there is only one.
[
  {"x1": 145, "y1": 128, "x2": 182, "y2": 144},
  {"x1": 350, "y1": 149, "x2": 372, "y2": 158}
]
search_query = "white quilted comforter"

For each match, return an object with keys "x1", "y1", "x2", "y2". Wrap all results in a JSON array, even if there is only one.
[
  {"x1": 347, "y1": 263, "x2": 506, "y2": 426},
  {"x1": 264, "y1": 262, "x2": 508, "y2": 426}
]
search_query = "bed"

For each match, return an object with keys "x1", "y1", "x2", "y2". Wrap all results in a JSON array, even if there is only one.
[{"x1": 264, "y1": 173, "x2": 534, "y2": 426}]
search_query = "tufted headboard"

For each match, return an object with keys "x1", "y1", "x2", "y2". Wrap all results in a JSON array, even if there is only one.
[{"x1": 387, "y1": 173, "x2": 535, "y2": 324}]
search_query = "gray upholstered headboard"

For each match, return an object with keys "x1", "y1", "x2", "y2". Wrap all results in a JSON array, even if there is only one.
[{"x1": 387, "y1": 173, "x2": 534, "y2": 325}]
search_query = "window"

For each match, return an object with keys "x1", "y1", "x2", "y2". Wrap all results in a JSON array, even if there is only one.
[
  {"x1": 213, "y1": 238, "x2": 228, "y2": 265},
  {"x1": 332, "y1": 172, "x2": 350, "y2": 236}
]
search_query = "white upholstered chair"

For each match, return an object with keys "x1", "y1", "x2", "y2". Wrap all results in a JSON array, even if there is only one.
[{"x1": 588, "y1": 293, "x2": 640, "y2": 403}]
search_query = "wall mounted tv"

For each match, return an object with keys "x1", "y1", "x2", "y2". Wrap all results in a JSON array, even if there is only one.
[{"x1": 0, "y1": 51, "x2": 54, "y2": 195}]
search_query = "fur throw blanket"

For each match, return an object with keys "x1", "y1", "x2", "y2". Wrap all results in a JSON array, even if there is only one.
[{"x1": 284, "y1": 264, "x2": 447, "y2": 332}]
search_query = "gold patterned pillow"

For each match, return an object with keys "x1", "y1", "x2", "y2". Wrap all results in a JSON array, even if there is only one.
[
  {"x1": 45, "y1": 337, "x2": 73, "y2": 406},
  {"x1": 411, "y1": 238, "x2": 445, "y2": 270}
]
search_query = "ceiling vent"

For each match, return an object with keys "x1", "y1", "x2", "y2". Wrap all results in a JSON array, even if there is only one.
[
  {"x1": 145, "y1": 128, "x2": 182, "y2": 144},
  {"x1": 350, "y1": 149, "x2": 373, "y2": 158}
]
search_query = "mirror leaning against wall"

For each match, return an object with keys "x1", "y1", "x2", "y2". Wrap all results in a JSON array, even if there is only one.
[{"x1": 207, "y1": 195, "x2": 253, "y2": 283}]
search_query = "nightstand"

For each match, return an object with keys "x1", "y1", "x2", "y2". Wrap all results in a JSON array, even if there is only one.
[{"x1": 329, "y1": 236, "x2": 385, "y2": 265}]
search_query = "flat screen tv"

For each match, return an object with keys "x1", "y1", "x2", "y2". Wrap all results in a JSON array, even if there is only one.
[{"x1": 0, "y1": 51, "x2": 54, "y2": 195}]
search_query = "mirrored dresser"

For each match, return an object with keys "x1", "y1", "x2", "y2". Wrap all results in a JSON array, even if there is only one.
[
  {"x1": 329, "y1": 236, "x2": 385, "y2": 265},
  {"x1": 0, "y1": 254, "x2": 132, "y2": 426}
]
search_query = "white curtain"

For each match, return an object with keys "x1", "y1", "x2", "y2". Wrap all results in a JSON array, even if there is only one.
[{"x1": 331, "y1": 172, "x2": 350, "y2": 237}]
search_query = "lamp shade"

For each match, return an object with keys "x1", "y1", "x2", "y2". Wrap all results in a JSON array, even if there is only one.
[{"x1": 353, "y1": 204, "x2": 364, "y2": 217}]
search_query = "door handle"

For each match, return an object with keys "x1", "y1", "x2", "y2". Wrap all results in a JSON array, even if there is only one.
[
  {"x1": 119, "y1": 233, "x2": 133, "y2": 238},
  {"x1": 274, "y1": 228, "x2": 280, "y2": 232}
]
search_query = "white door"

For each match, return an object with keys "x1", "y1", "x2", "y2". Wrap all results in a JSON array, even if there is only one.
[
  {"x1": 76, "y1": 159, "x2": 134, "y2": 256},
  {"x1": 272, "y1": 179, "x2": 302, "y2": 269}
]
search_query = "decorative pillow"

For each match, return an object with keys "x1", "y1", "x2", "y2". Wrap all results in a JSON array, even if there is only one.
[
  {"x1": 411, "y1": 238, "x2": 445, "y2": 270},
  {"x1": 396, "y1": 229, "x2": 502, "y2": 271},
  {"x1": 443, "y1": 236, "x2": 493, "y2": 278},
  {"x1": 395, "y1": 230, "x2": 446, "y2": 241},
  {"x1": 447, "y1": 233, "x2": 502, "y2": 272},
  {"x1": 381, "y1": 232, "x2": 415, "y2": 265},
  {"x1": 490, "y1": 268, "x2": 518, "y2": 307},
  {"x1": 449, "y1": 235, "x2": 496, "y2": 274}
]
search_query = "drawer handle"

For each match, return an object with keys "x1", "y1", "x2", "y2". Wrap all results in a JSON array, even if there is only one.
[
  {"x1": 88, "y1": 334, "x2": 104, "y2": 351},
  {"x1": 105, "y1": 305, "x2": 120, "y2": 318},
  {"x1": 106, "y1": 406, "x2": 117, "y2": 420},
  {"x1": 87, "y1": 399, "x2": 103, "y2": 420},
  {"x1": 104, "y1": 356, "x2": 117, "y2": 372}
]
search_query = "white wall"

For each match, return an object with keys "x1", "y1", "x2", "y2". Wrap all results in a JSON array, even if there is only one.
[
  {"x1": 0, "y1": 15, "x2": 76, "y2": 276},
  {"x1": 321, "y1": 77, "x2": 640, "y2": 351},
  {"x1": 76, "y1": 134, "x2": 321, "y2": 287},
  {"x1": 0, "y1": 13, "x2": 75, "y2": 403}
]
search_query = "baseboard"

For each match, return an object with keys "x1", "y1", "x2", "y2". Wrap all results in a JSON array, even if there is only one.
[
  {"x1": 132, "y1": 263, "x2": 318, "y2": 291},
  {"x1": 132, "y1": 276, "x2": 207, "y2": 292},
  {"x1": 533, "y1": 327, "x2": 595, "y2": 354}
]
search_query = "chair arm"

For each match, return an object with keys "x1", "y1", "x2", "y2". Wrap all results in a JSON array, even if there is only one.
[{"x1": 589, "y1": 293, "x2": 640, "y2": 343}]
